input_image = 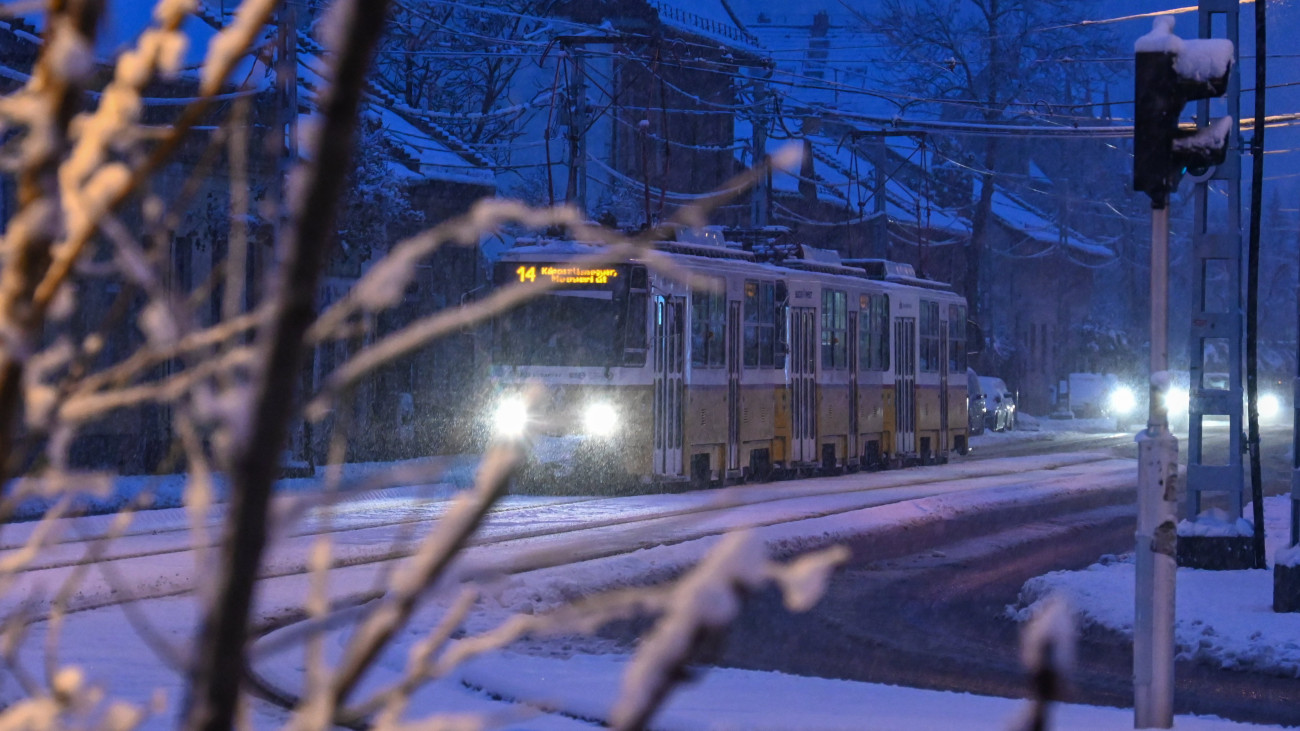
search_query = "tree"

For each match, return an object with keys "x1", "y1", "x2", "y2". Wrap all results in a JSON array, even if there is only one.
[
  {"x1": 371, "y1": 0, "x2": 557, "y2": 151},
  {"x1": 334, "y1": 115, "x2": 424, "y2": 274},
  {"x1": 0, "y1": 2, "x2": 844, "y2": 728},
  {"x1": 864, "y1": 0, "x2": 1119, "y2": 328}
]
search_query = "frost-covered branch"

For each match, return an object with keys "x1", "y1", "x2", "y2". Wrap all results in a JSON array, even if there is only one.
[
  {"x1": 1011, "y1": 595, "x2": 1076, "y2": 731},
  {"x1": 0, "y1": 0, "x2": 102, "y2": 477},
  {"x1": 304, "y1": 151, "x2": 794, "y2": 419},
  {"x1": 320, "y1": 439, "x2": 523, "y2": 719},
  {"x1": 183, "y1": 0, "x2": 392, "y2": 727}
]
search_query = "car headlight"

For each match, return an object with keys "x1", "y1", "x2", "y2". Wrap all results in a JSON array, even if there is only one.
[
  {"x1": 584, "y1": 402, "x2": 619, "y2": 437},
  {"x1": 1259, "y1": 393, "x2": 1281, "y2": 420},
  {"x1": 1165, "y1": 387, "x2": 1188, "y2": 415},
  {"x1": 493, "y1": 396, "x2": 529, "y2": 438},
  {"x1": 1109, "y1": 386, "x2": 1137, "y2": 415}
]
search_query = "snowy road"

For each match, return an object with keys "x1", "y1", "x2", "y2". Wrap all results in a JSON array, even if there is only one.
[
  {"x1": 0, "y1": 452, "x2": 1131, "y2": 618},
  {"x1": 0, "y1": 451, "x2": 1149, "y2": 728}
]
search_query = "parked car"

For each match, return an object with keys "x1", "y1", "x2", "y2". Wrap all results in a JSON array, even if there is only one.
[
  {"x1": 967, "y1": 368, "x2": 987, "y2": 436},
  {"x1": 979, "y1": 376, "x2": 1016, "y2": 432}
]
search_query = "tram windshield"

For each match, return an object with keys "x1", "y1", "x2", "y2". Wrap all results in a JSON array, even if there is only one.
[
  {"x1": 494, "y1": 291, "x2": 619, "y2": 366},
  {"x1": 492, "y1": 262, "x2": 630, "y2": 367}
]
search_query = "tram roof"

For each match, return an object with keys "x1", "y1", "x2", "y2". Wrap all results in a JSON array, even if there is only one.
[{"x1": 502, "y1": 238, "x2": 957, "y2": 294}]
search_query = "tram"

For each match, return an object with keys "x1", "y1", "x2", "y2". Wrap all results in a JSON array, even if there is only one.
[{"x1": 488, "y1": 233, "x2": 971, "y2": 490}]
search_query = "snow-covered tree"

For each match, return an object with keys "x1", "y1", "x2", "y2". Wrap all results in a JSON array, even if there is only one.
[
  {"x1": 0, "y1": 2, "x2": 843, "y2": 728},
  {"x1": 334, "y1": 115, "x2": 424, "y2": 273},
  {"x1": 372, "y1": 0, "x2": 555, "y2": 150},
  {"x1": 862, "y1": 0, "x2": 1120, "y2": 323}
]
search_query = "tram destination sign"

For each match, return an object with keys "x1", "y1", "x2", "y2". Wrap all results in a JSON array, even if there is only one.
[{"x1": 503, "y1": 262, "x2": 622, "y2": 288}]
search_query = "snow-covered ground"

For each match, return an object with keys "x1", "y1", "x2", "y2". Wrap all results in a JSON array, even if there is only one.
[
  {"x1": 970, "y1": 412, "x2": 1127, "y2": 448},
  {"x1": 3, "y1": 452, "x2": 1289, "y2": 729},
  {"x1": 1014, "y1": 495, "x2": 1300, "y2": 679}
]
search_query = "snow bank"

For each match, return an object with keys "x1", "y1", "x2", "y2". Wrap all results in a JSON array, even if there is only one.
[
  {"x1": 1277, "y1": 543, "x2": 1300, "y2": 568},
  {"x1": 455, "y1": 651, "x2": 1278, "y2": 731},
  {"x1": 0, "y1": 455, "x2": 481, "y2": 522},
  {"x1": 1178, "y1": 507, "x2": 1253, "y2": 538},
  {"x1": 1014, "y1": 497, "x2": 1300, "y2": 678}
]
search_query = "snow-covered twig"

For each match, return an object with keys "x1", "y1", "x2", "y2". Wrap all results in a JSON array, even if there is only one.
[
  {"x1": 0, "y1": 0, "x2": 102, "y2": 478},
  {"x1": 305, "y1": 239, "x2": 648, "y2": 420},
  {"x1": 394, "y1": 535, "x2": 849, "y2": 729},
  {"x1": 183, "y1": 0, "x2": 393, "y2": 727},
  {"x1": 368, "y1": 587, "x2": 479, "y2": 728},
  {"x1": 1011, "y1": 595, "x2": 1076, "y2": 731},
  {"x1": 321, "y1": 438, "x2": 524, "y2": 718},
  {"x1": 27, "y1": 0, "x2": 277, "y2": 329},
  {"x1": 55, "y1": 345, "x2": 255, "y2": 425}
]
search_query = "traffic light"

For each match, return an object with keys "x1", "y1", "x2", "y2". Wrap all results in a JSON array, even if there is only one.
[{"x1": 1133, "y1": 16, "x2": 1234, "y2": 209}]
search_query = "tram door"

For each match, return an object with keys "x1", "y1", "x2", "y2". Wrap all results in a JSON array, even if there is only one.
[
  {"x1": 848, "y1": 310, "x2": 860, "y2": 463},
  {"x1": 894, "y1": 317, "x2": 917, "y2": 455},
  {"x1": 653, "y1": 296, "x2": 685, "y2": 476},
  {"x1": 727, "y1": 301, "x2": 742, "y2": 472},
  {"x1": 938, "y1": 320, "x2": 949, "y2": 453},
  {"x1": 790, "y1": 307, "x2": 818, "y2": 463}
]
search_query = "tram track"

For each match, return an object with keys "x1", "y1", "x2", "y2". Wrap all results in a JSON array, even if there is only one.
[
  {"x1": 2, "y1": 452, "x2": 1116, "y2": 575},
  {"x1": 0, "y1": 453, "x2": 1133, "y2": 624},
  {"x1": 241, "y1": 455, "x2": 1142, "y2": 726}
]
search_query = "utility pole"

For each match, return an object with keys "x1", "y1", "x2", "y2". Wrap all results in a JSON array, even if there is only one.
[
  {"x1": 749, "y1": 68, "x2": 771, "y2": 229},
  {"x1": 872, "y1": 135, "x2": 888, "y2": 259},
  {"x1": 546, "y1": 35, "x2": 621, "y2": 216},
  {"x1": 1246, "y1": 0, "x2": 1267, "y2": 569},
  {"x1": 1183, "y1": 1, "x2": 1246, "y2": 548},
  {"x1": 1132, "y1": 15, "x2": 1233, "y2": 728},
  {"x1": 562, "y1": 44, "x2": 587, "y2": 215},
  {"x1": 640, "y1": 119, "x2": 651, "y2": 228}
]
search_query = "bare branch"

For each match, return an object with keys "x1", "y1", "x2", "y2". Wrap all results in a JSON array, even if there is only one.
[
  {"x1": 182, "y1": 0, "x2": 393, "y2": 726},
  {"x1": 325, "y1": 439, "x2": 523, "y2": 713}
]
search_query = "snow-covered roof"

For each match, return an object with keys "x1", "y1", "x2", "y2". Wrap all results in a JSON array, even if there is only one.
[
  {"x1": 990, "y1": 191, "x2": 1113, "y2": 259},
  {"x1": 735, "y1": 118, "x2": 968, "y2": 236},
  {"x1": 734, "y1": 119, "x2": 1112, "y2": 259},
  {"x1": 12, "y1": 4, "x2": 217, "y2": 66},
  {"x1": 648, "y1": 0, "x2": 762, "y2": 52}
]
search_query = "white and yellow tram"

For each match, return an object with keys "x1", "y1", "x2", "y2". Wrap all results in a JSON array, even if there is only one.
[{"x1": 489, "y1": 236, "x2": 971, "y2": 490}]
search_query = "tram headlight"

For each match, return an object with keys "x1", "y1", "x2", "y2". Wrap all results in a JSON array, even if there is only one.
[
  {"x1": 1260, "y1": 393, "x2": 1281, "y2": 420},
  {"x1": 493, "y1": 396, "x2": 529, "y2": 438},
  {"x1": 583, "y1": 402, "x2": 619, "y2": 437},
  {"x1": 1109, "y1": 386, "x2": 1137, "y2": 416}
]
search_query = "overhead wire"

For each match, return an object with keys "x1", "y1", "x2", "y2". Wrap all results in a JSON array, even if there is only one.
[{"x1": 363, "y1": 0, "x2": 1294, "y2": 243}]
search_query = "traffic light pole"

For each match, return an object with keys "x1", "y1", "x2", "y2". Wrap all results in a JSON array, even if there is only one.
[
  {"x1": 1132, "y1": 15, "x2": 1235, "y2": 722},
  {"x1": 1135, "y1": 205, "x2": 1178, "y2": 729}
]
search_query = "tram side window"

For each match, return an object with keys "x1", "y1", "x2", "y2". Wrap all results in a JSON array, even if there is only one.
[
  {"x1": 691, "y1": 281, "x2": 726, "y2": 368},
  {"x1": 920, "y1": 300, "x2": 941, "y2": 372},
  {"x1": 743, "y1": 280, "x2": 776, "y2": 367},
  {"x1": 775, "y1": 281, "x2": 789, "y2": 369},
  {"x1": 948, "y1": 304, "x2": 967, "y2": 373},
  {"x1": 858, "y1": 294, "x2": 890, "y2": 372},
  {"x1": 821, "y1": 289, "x2": 848, "y2": 370},
  {"x1": 622, "y1": 266, "x2": 649, "y2": 366}
]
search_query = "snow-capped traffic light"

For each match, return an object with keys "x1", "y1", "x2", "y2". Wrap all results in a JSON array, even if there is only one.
[{"x1": 1133, "y1": 16, "x2": 1234, "y2": 209}]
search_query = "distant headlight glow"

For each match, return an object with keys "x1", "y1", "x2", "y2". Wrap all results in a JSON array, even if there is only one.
[
  {"x1": 493, "y1": 397, "x2": 529, "y2": 438},
  {"x1": 1109, "y1": 386, "x2": 1137, "y2": 415},
  {"x1": 1260, "y1": 393, "x2": 1281, "y2": 420},
  {"x1": 1165, "y1": 387, "x2": 1189, "y2": 415},
  {"x1": 584, "y1": 402, "x2": 619, "y2": 437}
]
